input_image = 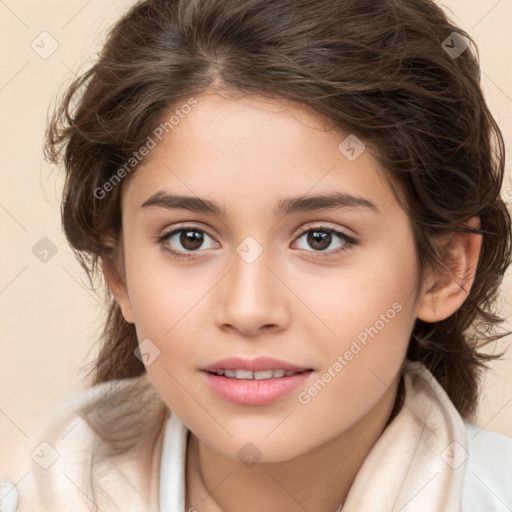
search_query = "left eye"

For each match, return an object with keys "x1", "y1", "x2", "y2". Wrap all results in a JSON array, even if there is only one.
[{"x1": 291, "y1": 226, "x2": 357, "y2": 258}]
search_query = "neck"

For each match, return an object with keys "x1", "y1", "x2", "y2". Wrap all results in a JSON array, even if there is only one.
[{"x1": 185, "y1": 374, "x2": 403, "y2": 512}]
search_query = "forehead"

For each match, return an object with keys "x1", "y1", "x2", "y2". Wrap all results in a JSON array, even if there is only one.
[{"x1": 121, "y1": 92, "x2": 398, "y2": 217}]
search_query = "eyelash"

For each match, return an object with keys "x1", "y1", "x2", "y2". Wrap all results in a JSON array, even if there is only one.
[{"x1": 155, "y1": 223, "x2": 359, "y2": 260}]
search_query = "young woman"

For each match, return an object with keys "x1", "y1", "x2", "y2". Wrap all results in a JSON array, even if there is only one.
[{"x1": 1, "y1": 0, "x2": 511, "y2": 511}]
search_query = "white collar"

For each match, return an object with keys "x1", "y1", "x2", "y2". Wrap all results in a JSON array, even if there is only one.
[{"x1": 159, "y1": 410, "x2": 189, "y2": 511}]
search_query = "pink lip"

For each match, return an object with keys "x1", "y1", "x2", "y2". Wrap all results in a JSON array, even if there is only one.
[
  {"x1": 203, "y1": 370, "x2": 314, "y2": 405},
  {"x1": 201, "y1": 356, "x2": 312, "y2": 373}
]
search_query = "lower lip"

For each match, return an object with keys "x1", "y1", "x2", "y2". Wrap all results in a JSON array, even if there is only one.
[{"x1": 202, "y1": 370, "x2": 313, "y2": 405}]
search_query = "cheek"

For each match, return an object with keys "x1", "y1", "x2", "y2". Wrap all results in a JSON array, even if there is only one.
[
  {"x1": 299, "y1": 229, "x2": 418, "y2": 353},
  {"x1": 124, "y1": 236, "x2": 212, "y2": 333},
  {"x1": 295, "y1": 292, "x2": 414, "y2": 438},
  {"x1": 126, "y1": 261, "x2": 206, "y2": 412}
]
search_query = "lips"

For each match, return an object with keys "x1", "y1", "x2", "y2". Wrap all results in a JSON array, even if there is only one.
[
  {"x1": 214, "y1": 368, "x2": 306, "y2": 379},
  {"x1": 201, "y1": 356, "x2": 314, "y2": 405},
  {"x1": 203, "y1": 368, "x2": 314, "y2": 405},
  {"x1": 201, "y1": 356, "x2": 312, "y2": 373}
]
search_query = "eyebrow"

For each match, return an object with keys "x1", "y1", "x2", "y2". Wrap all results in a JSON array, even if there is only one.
[{"x1": 140, "y1": 190, "x2": 380, "y2": 216}]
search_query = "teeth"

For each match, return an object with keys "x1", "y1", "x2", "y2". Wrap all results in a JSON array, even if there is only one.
[{"x1": 214, "y1": 369, "x2": 303, "y2": 380}]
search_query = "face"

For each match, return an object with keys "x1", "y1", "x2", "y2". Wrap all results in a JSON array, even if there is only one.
[{"x1": 114, "y1": 91, "x2": 422, "y2": 462}]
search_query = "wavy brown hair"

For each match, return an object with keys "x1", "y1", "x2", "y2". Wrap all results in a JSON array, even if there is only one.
[{"x1": 44, "y1": 0, "x2": 511, "y2": 419}]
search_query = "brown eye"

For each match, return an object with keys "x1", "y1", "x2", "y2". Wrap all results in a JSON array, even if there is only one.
[
  {"x1": 305, "y1": 230, "x2": 332, "y2": 251},
  {"x1": 178, "y1": 229, "x2": 204, "y2": 250},
  {"x1": 157, "y1": 225, "x2": 219, "y2": 258},
  {"x1": 293, "y1": 226, "x2": 358, "y2": 259}
]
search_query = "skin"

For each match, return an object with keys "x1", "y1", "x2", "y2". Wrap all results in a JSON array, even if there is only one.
[{"x1": 102, "y1": 90, "x2": 482, "y2": 512}]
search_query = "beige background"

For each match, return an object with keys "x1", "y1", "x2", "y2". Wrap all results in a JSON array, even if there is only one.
[{"x1": 0, "y1": 0, "x2": 511, "y2": 452}]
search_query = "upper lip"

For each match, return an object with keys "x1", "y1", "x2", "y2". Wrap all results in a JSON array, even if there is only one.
[{"x1": 201, "y1": 356, "x2": 312, "y2": 373}]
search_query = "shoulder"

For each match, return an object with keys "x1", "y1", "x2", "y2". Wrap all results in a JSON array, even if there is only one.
[
  {"x1": 462, "y1": 421, "x2": 512, "y2": 512},
  {"x1": 0, "y1": 373, "x2": 169, "y2": 512}
]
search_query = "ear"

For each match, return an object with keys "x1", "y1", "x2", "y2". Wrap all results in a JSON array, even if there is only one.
[
  {"x1": 100, "y1": 236, "x2": 134, "y2": 324},
  {"x1": 416, "y1": 216, "x2": 482, "y2": 323}
]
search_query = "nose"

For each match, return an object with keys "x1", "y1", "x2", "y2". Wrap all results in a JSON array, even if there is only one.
[{"x1": 214, "y1": 244, "x2": 289, "y2": 337}]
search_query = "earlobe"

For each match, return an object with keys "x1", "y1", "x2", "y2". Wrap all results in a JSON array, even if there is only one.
[
  {"x1": 100, "y1": 253, "x2": 135, "y2": 324},
  {"x1": 416, "y1": 216, "x2": 482, "y2": 323}
]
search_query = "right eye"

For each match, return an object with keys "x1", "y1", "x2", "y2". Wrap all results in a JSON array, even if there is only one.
[{"x1": 156, "y1": 225, "x2": 219, "y2": 259}]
